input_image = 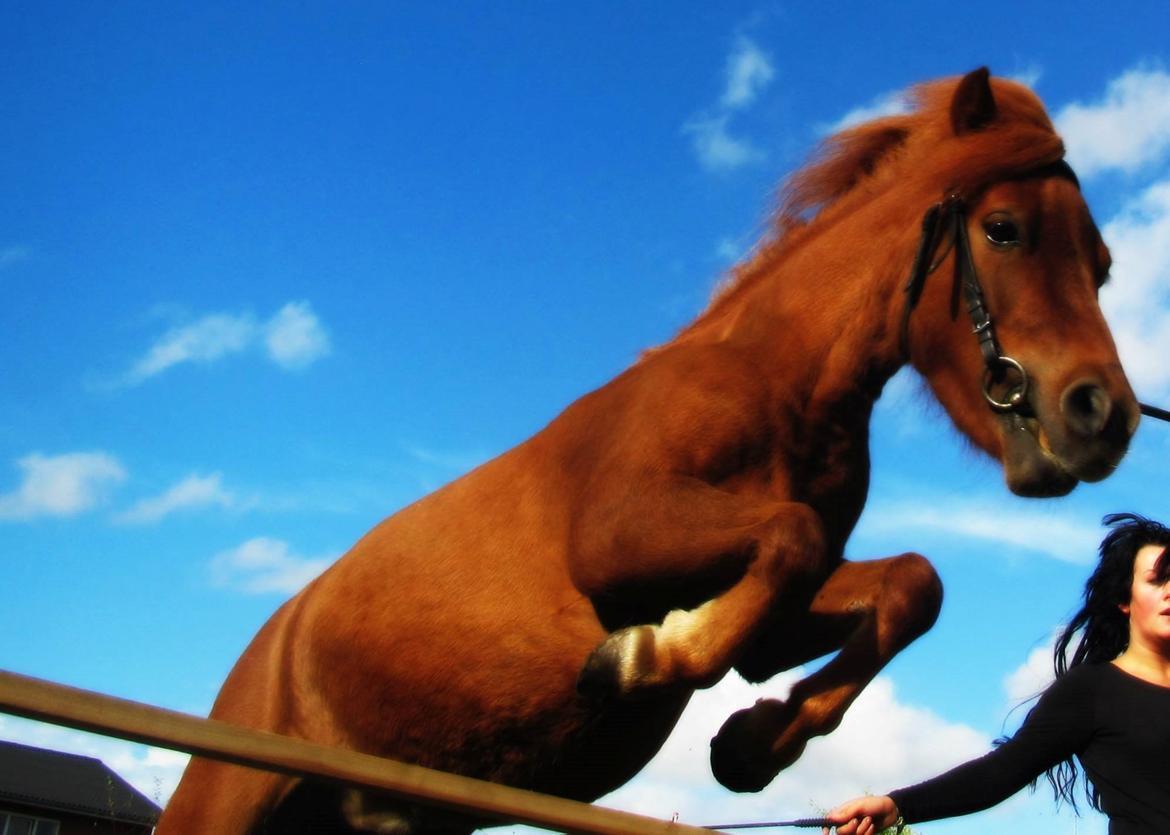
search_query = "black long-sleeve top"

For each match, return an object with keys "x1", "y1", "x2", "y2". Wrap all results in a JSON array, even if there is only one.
[{"x1": 888, "y1": 663, "x2": 1170, "y2": 835}]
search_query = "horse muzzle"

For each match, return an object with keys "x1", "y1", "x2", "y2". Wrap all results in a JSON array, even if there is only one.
[{"x1": 1000, "y1": 374, "x2": 1138, "y2": 497}]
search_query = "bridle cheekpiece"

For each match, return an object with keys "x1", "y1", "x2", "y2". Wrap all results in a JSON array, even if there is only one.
[{"x1": 899, "y1": 187, "x2": 1030, "y2": 414}]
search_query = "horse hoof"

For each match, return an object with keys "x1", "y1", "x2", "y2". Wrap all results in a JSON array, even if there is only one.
[
  {"x1": 709, "y1": 699, "x2": 793, "y2": 792},
  {"x1": 576, "y1": 626, "x2": 656, "y2": 700}
]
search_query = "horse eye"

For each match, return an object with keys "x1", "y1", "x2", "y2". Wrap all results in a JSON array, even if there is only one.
[{"x1": 984, "y1": 219, "x2": 1021, "y2": 247}]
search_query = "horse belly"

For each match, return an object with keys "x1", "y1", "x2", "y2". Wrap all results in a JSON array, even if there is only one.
[
  {"x1": 306, "y1": 584, "x2": 687, "y2": 802},
  {"x1": 520, "y1": 693, "x2": 692, "y2": 803},
  {"x1": 291, "y1": 518, "x2": 685, "y2": 805}
]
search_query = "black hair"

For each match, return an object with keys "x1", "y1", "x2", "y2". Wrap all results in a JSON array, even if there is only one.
[{"x1": 1042, "y1": 512, "x2": 1170, "y2": 811}]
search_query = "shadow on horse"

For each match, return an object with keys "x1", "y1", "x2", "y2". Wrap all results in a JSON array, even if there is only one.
[{"x1": 158, "y1": 69, "x2": 1138, "y2": 833}]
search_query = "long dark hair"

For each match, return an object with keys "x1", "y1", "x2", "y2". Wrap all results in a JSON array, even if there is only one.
[{"x1": 1042, "y1": 512, "x2": 1170, "y2": 811}]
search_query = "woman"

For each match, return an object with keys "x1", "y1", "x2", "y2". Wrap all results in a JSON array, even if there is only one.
[{"x1": 824, "y1": 512, "x2": 1170, "y2": 835}]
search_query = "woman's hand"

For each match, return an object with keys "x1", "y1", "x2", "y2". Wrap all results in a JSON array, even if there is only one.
[{"x1": 820, "y1": 795, "x2": 900, "y2": 834}]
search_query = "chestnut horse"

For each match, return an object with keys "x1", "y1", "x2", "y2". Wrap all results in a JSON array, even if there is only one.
[{"x1": 158, "y1": 69, "x2": 1138, "y2": 833}]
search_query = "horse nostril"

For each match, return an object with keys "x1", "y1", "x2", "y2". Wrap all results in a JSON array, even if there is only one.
[{"x1": 1061, "y1": 381, "x2": 1112, "y2": 438}]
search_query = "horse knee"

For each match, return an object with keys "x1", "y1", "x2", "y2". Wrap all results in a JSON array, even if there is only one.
[
  {"x1": 758, "y1": 503, "x2": 828, "y2": 592},
  {"x1": 886, "y1": 552, "x2": 943, "y2": 637}
]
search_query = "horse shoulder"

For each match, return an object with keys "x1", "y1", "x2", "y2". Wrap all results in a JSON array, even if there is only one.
[{"x1": 552, "y1": 343, "x2": 783, "y2": 482}]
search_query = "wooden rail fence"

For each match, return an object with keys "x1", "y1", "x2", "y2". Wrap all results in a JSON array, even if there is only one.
[{"x1": 0, "y1": 669, "x2": 715, "y2": 835}]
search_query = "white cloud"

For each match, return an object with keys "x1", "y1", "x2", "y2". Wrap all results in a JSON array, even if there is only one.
[
  {"x1": 1099, "y1": 179, "x2": 1170, "y2": 401},
  {"x1": 124, "y1": 312, "x2": 257, "y2": 385},
  {"x1": 824, "y1": 90, "x2": 910, "y2": 134},
  {"x1": 119, "y1": 301, "x2": 329, "y2": 386},
  {"x1": 861, "y1": 499, "x2": 1101, "y2": 565},
  {"x1": 721, "y1": 37, "x2": 775, "y2": 110},
  {"x1": 685, "y1": 114, "x2": 765, "y2": 171},
  {"x1": 1004, "y1": 638, "x2": 1058, "y2": 706},
  {"x1": 603, "y1": 672, "x2": 986, "y2": 825},
  {"x1": 0, "y1": 451, "x2": 126, "y2": 520},
  {"x1": 116, "y1": 472, "x2": 235, "y2": 524},
  {"x1": 265, "y1": 301, "x2": 331, "y2": 369},
  {"x1": 0, "y1": 715, "x2": 188, "y2": 807},
  {"x1": 1055, "y1": 67, "x2": 1170, "y2": 178},
  {"x1": 210, "y1": 537, "x2": 333, "y2": 595},
  {"x1": 685, "y1": 37, "x2": 774, "y2": 172}
]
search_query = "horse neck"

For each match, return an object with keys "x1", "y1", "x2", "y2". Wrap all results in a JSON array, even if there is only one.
[{"x1": 695, "y1": 205, "x2": 918, "y2": 412}]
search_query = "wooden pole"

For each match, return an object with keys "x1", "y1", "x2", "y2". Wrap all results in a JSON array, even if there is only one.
[{"x1": 0, "y1": 669, "x2": 713, "y2": 835}]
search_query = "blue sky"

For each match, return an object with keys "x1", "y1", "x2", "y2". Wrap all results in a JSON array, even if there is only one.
[{"x1": 3, "y1": 3, "x2": 1170, "y2": 833}]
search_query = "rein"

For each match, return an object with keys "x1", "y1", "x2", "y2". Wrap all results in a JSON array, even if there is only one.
[
  {"x1": 704, "y1": 817, "x2": 833, "y2": 830},
  {"x1": 899, "y1": 162, "x2": 1170, "y2": 423}
]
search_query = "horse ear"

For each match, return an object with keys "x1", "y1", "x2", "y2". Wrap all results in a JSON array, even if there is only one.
[{"x1": 950, "y1": 67, "x2": 997, "y2": 134}]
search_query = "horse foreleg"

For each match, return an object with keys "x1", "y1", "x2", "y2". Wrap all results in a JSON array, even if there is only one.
[
  {"x1": 154, "y1": 759, "x2": 295, "y2": 834},
  {"x1": 571, "y1": 479, "x2": 828, "y2": 699},
  {"x1": 709, "y1": 553, "x2": 942, "y2": 792},
  {"x1": 157, "y1": 595, "x2": 315, "y2": 834}
]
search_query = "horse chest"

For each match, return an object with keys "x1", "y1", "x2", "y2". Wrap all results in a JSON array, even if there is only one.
[{"x1": 795, "y1": 425, "x2": 872, "y2": 543}]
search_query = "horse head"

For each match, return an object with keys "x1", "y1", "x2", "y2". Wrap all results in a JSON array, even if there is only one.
[{"x1": 904, "y1": 69, "x2": 1138, "y2": 497}]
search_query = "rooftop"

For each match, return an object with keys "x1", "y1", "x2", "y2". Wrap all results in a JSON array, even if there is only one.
[{"x1": 0, "y1": 739, "x2": 161, "y2": 825}]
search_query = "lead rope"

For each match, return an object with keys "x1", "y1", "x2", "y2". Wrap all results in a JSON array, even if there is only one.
[
  {"x1": 702, "y1": 816, "x2": 906, "y2": 832},
  {"x1": 1141, "y1": 402, "x2": 1170, "y2": 422},
  {"x1": 703, "y1": 818, "x2": 830, "y2": 829}
]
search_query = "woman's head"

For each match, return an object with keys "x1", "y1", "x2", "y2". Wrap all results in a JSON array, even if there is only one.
[
  {"x1": 1120, "y1": 541, "x2": 1170, "y2": 653},
  {"x1": 1055, "y1": 512, "x2": 1170, "y2": 675}
]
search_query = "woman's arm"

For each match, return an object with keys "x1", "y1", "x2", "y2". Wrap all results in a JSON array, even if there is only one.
[{"x1": 824, "y1": 667, "x2": 1097, "y2": 830}]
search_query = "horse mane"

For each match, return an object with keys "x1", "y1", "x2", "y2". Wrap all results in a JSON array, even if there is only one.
[{"x1": 667, "y1": 73, "x2": 1067, "y2": 350}]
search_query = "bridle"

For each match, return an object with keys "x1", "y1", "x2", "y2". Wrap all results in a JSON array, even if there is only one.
[
  {"x1": 898, "y1": 159, "x2": 1170, "y2": 423},
  {"x1": 900, "y1": 187, "x2": 1029, "y2": 413}
]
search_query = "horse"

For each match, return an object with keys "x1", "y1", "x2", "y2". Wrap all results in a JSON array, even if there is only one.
[{"x1": 157, "y1": 68, "x2": 1139, "y2": 833}]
